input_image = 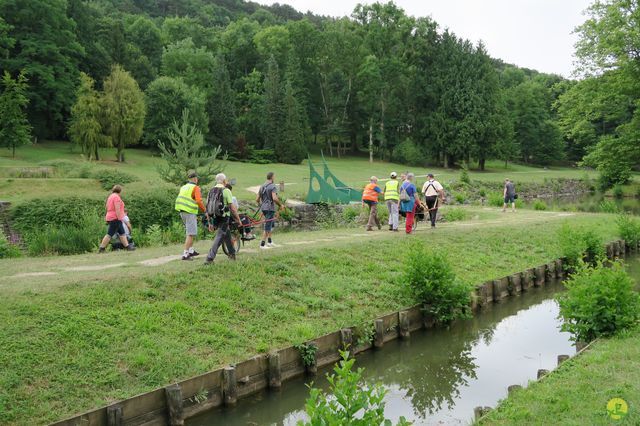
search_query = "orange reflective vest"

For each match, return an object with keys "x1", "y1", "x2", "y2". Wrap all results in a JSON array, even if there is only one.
[{"x1": 362, "y1": 183, "x2": 380, "y2": 202}]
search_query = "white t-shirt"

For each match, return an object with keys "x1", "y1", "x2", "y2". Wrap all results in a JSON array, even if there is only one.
[
  {"x1": 422, "y1": 180, "x2": 443, "y2": 196},
  {"x1": 121, "y1": 215, "x2": 131, "y2": 237}
]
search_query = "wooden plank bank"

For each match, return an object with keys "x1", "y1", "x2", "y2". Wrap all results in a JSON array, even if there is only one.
[{"x1": 51, "y1": 239, "x2": 631, "y2": 426}]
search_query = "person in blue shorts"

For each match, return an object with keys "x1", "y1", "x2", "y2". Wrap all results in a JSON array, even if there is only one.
[{"x1": 256, "y1": 172, "x2": 283, "y2": 249}]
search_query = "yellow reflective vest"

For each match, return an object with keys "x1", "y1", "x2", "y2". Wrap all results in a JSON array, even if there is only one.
[
  {"x1": 175, "y1": 183, "x2": 199, "y2": 214},
  {"x1": 384, "y1": 179, "x2": 400, "y2": 201}
]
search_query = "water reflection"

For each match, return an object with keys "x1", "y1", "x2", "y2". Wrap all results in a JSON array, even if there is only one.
[{"x1": 190, "y1": 282, "x2": 572, "y2": 426}]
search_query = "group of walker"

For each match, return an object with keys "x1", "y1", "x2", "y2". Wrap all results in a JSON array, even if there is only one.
[
  {"x1": 362, "y1": 172, "x2": 445, "y2": 234},
  {"x1": 98, "y1": 170, "x2": 516, "y2": 260},
  {"x1": 174, "y1": 171, "x2": 283, "y2": 264}
]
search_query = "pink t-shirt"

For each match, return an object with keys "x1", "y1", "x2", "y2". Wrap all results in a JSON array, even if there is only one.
[{"x1": 105, "y1": 193, "x2": 125, "y2": 222}]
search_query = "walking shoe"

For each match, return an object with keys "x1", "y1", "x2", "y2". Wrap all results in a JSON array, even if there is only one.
[
  {"x1": 126, "y1": 245, "x2": 136, "y2": 251},
  {"x1": 393, "y1": 229, "x2": 399, "y2": 232},
  {"x1": 98, "y1": 247, "x2": 106, "y2": 253},
  {"x1": 266, "y1": 242, "x2": 278, "y2": 248},
  {"x1": 203, "y1": 258, "x2": 214, "y2": 265},
  {"x1": 260, "y1": 245, "x2": 271, "y2": 250},
  {"x1": 389, "y1": 225, "x2": 393, "y2": 231},
  {"x1": 189, "y1": 250, "x2": 200, "y2": 257},
  {"x1": 182, "y1": 255, "x2": 193, "y2": 261}
]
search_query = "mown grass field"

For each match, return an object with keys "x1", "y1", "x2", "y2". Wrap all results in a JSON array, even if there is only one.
[
  {"x1": 479, "y1": 326, "x2": 640, "y2": 425},
  {"x1": 0, "y1": 141, "x2": 603, "y2": 203},
  {"x1": 0, "y1": 208, "x2": 621, "y2": 425}
]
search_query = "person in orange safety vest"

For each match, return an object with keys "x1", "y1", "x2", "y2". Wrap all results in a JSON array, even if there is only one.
[{"x1": 362, "y1": 176, "x2": 382, "y2": 231}]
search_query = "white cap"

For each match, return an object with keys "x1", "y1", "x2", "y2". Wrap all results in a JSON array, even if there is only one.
[{"x1": 390, "y1": 172, "x2": 397, "y2": 178}]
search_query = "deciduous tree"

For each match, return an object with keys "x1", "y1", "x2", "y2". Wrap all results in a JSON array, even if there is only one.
[{"x1": 0, "y1": 71, "x2": 31, "y2": 157}]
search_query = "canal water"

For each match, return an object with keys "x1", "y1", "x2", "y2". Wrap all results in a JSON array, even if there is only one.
[
  {"x1": 190, "y1": 256, "x2": 640, "y2": 426},
  {"x1": 190, "y1": 282, "x2": 572, "y2": 425}
]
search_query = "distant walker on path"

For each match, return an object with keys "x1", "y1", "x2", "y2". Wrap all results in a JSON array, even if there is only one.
[
  {"x1": 384, "y1": 172, "x2": 400, "y2": 232},
  {"x1": 204, "y1": 173, "x2": 242, "y2": 264},
  {"x1": 422, "y1": 173, "x2": 444, "y2": 228},
  {"x1": 503, "y1": 178, "x2": 516, "y2": 213},
  {"x1": 98, "y1": 185, "x2": 134, "y2": 253},
  {"x1": 257, "y1": 172, "x2": 283, "y2": 249},
  {"x1": 362, "y1": 176, "x2": 382, "y2": 231},
  {"x1": 175, "y1": 171, "x2": 206, "y2": 261}
]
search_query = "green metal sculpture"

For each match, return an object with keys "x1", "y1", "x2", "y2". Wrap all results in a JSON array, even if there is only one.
[{"x1": 306, "y1": 155, "x2": 362, "y2": 204}]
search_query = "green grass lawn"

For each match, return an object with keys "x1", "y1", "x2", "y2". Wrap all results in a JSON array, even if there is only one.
[
  {"x1": 0, "y1": 209, "x2": 621, "y2": 425},
  {"x1": 0, "y1": 141, "x2": 602, "y2": 203},
  {"x1": 479, "y1": 327, "x2": 640, "y2": 425}
]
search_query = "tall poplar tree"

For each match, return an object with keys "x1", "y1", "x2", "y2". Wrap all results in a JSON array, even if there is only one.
[
  {"x1": 68, "y1": 73, "x2": 107, "y2": 160},
  {"x1": 101, "y1": 65, "x2": 145, "y2": 162},
  {"x1": 0, "y1": 71, "x2": 31, "y2": 157}
]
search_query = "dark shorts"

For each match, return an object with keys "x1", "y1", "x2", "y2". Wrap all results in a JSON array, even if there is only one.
[
  {"x1": 263, "y1": 210, "x2": 275, "y2": 232},
  {"x1": 504, "y1": 194, "x2": 515, "y2": 204},
  {"x1": 106, "y1": 220, "x2": 125, "y2": 238}
]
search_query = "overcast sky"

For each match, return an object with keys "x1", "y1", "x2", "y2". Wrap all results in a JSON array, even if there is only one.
[{"x1": 258, "y1": 0, "x2": 593, "y2": 77}]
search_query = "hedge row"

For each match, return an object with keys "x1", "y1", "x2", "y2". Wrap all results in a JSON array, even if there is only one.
[{"x1": 11, "y1": 189, "x2": 178, "y2": 234}]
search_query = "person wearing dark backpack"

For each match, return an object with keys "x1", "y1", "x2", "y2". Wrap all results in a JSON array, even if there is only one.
[
  {"x1": 175, "y1": 171, "x2": 206, "y2": 260},
  {"x1": 256, "y1": 172, "x2": 283, "y2": 249},
  {"x1": 204, "y1": 173, "x2": 242, "y2": 265}
]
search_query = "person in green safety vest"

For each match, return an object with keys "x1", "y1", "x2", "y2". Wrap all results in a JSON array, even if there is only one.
[
  {"x1": 175, "y1": 171, "x2": 207, "y2": 261},
  {"x1": 384, "y1": 171, "x2": 400, "y2": 232}
]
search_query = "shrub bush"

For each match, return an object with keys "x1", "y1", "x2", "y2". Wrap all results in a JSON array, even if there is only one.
[
  {"x1": 11, "y1": 197, "x2": 103, "y2": 234},
  {"x1": 612, "y1": 185, "x2": 624, "y2": 199},
  {"x1": 301, "y1": 351, "x2": 410, "y2": 426},
  {"x1": 454, "y1": 192, "x2": 466, "y2": 204},
  {"x1": 341, "y1": 205, "x2": 362, "y2": 224},
  {"x1": 245, "y1": 148, "x2": 277, "y2": 164},
  {"x1": 558, "y1": 262, "x2": 640, "y2": 342},
  {"x1": 443, "y1": 207, "x2": 468, "y2": 222},
  {"x1": 26, "y1": 214, "x2": 103, "y2": 256},
  {"x1": 488, "y1": 193, "x2": 504, "y2": 207},
  {"x1": 533, "y1": 200, "x2": 547, "y2": 211},
  {"x1": 92, "y1": 169, "x2": 137, "y2": 191},
  {"x1": 617, "y1": 214, "x2": 640, "y2": 247},
  {"x1": 403, "y1": 241, "x2": 472, "y2": 323},
  {"x1": 0, "y1": 230, "x2": 21, "y2": 258},
  {"x1": 391, "y1": 138, "x2": 424, "y2": 167},
  {"x1": 460, "y1": 167, "x2": 471, "y2": 185},
  {"x1": 558, "y1": 224, "x2": 605, "y2": 271},
  {"x1": 599, "y1": 200, "x2": 619, "y2": 214},
  {"x1": 126, "y1": 189, "x2": 178, "y2": 231}
]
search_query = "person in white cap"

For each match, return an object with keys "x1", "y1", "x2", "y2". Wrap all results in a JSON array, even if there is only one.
[{"x1": 383, "y1": 172, "x2": 400, "y2": 231}]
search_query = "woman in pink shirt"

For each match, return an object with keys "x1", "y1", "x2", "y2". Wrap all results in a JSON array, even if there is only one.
[{"x1": 98, "y1": 185, "x2": 135, "y2": 252}]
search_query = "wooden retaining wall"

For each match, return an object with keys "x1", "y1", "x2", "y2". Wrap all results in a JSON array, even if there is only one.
[{"x1": 51, "y1": 239, "x2": 632, "y2": 426}]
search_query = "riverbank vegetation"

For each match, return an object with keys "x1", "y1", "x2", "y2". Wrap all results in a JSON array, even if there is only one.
[
  {"x1": 478, "y1": 326, "x2": 640, "y2": 425},
  {"x1": 0, "y1": 211, "x2": 619, "y2": 424}
]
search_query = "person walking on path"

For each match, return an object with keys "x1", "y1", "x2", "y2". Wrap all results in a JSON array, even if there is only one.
[
  {"x1": 503, "y1": 178, "x2": 516, "y2": 212},
  {"x1": 98, "y1": 185, "x2": 134, "y2": 252},
  {"x1": 422, "y1": 173, "x2": 445, "y2": 228},
  {"x1": 204, "y1": 173, "x2": 242, "y2": 265},
  {"x1": 362, "y1": 176, "x2": 383, "y2": 231},
  {"x1": 257, "y1": 172, "x2": 283, "y2": 249},
  {"x1": 175, "y1": 171, "x2": 206, "y2": 261},
  {"x1": 383, "y1": 172, "x2": 400, "y2": 231},
  {"x1": 400, "y1": 173, "x2": 420, "y2": 234}
]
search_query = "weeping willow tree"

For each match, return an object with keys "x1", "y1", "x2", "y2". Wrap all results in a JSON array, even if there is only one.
[
  {"x1": 157, "y1": 109, "x2": 227, "y2": 187},
  {"x1": 68, "y1": 73, "x2": 109, "y2": 160}
]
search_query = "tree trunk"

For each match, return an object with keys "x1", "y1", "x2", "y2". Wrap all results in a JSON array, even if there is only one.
[
  {"x1": 12, "y1": 144, "x2": 15, "y2": 158},
  {"x1": 368, "y1": 121, "x2": 374, "y2": 164},
  {"x1": 443, "y1": 153, "x2": 449, "y2": 169},
  {"x1": 479, "y1": 157, "x2": 485, "y2": 171}
]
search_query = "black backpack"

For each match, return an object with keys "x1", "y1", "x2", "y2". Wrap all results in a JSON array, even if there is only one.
[{"x1": 206, "y1": 187, "x2": 226, "y2": 218}]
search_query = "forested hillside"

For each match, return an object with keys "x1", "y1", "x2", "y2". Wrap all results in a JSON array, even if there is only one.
[{"x1": 0, "y1": 0, "x2": 636, "y2": 177}]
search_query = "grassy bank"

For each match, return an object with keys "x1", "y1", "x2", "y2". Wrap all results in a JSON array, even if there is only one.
[
  {"x1": 479, "y1": 327, "x2": 640, "y2": 425},
  {"x1": 0, "y1": 210, "x2": 619, "y2": 424},
  {"x1": 0, "y1": 141, "x2": 602, "y2": 203}
]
